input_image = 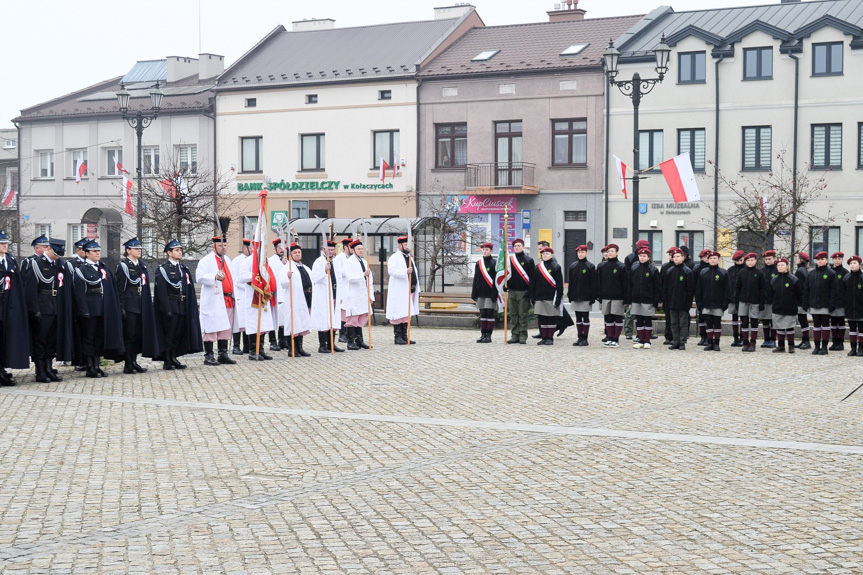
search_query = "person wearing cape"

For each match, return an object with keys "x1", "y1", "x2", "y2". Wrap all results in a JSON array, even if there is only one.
[
  {"x1": 116, "y1": 237, "x2": 159, "y2": 374},
  {"x1": 0, "y1": 231, "x2": 31, "y2": 386},
  {"x1": 67, "y1": 237, "x2": 90, "y2": 371},
  {"x1": 153, "y1": 240, "x2": 203, "y2": 370}
]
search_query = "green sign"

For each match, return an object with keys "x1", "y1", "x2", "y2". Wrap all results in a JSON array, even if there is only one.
[
  {"x1": 237, "y1": 180, "x2": 394, "y2": 192},
  {"x1": 271, "y1": 210, "x2": 289, "y2": 231}
]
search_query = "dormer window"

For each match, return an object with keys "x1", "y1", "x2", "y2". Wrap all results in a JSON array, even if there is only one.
[
  {"x1": 560, "y1": 44, "x2": 588, "y2": 57},
  {"x1": 471, "y1": 49, "x2": 500, "y2": 62}
]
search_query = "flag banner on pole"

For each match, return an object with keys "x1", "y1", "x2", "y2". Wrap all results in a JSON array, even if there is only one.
[
  {"x1": 251, "y1": 189, "x2": 277, "y2": 308},
  {"x1": 760, "y1": 195, "x2": 768, "y2": 230},
  {"x1": 613, "y1": 155, "x2": 628, "y2": 199},
  {"x1": 121, "y1": 177, "x2": 134, "y2": 216},
  {"x1": 2, "y1": 183, "x2": 14, "y2": 207},
  {"x1": 659, "y1": 153, "x2": 701, "y2": 203},
  {"x1": 76, "y1": 159, "x2": 87, "y2": 184},
  {"x1": 379, "y1": 156, "x2": 390, "y2": 183},
  {"x1": 117, "y1": 161, "x2": 130, "y2": 174},
  {"x1": 494, "y1": 236, "x2": 510, "y2": 312}
]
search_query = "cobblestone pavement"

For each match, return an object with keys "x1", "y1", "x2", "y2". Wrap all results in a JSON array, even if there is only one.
[{"x1": 2, "y1": 323, "x2": 863, "y2": 574}]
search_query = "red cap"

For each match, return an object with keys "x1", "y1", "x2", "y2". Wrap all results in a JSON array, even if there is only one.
[
  {"x1": 576, "y1": 244, "x2": 588, "y2": 252},
  {"x1": 242, "y1": 238, "x2": 251, "y2": 246},
  {"x1": 511, "y1": 238, "x2": 524, "y2": 246},
  {"x1": 698, "y1": 249, "x2": 711, "y2": 258},
  {"x1": 341, "y1": 237, "x2": 352, "y2": 244},
  {"x1": 762, "y1": 250, "x2": 776, "y2": 258},
  {"x1": 272, "y1": 238, "x2": 282, "y2": 246},
  {"x1": 606, "y1": 243, "x2": 619, "y2": 251},
  {"x1": 744, "y1": 252, "x2": 758, "y2": 260},
  {"x1": 636, "y1": 239, "x2": 650, "y2": 247},
  {"x1": 849, "y1": 255, "x2": 862, "y2": 265},
  {"x1": 211, "y1": 236, "x2": 224, "y2": 243},
  {"x1": 637, "y1": 247, "x2": 651, "y2": 255},
  {"x1": 832, "y1": 252, "x2": 845, "y2": 258},
  {"x1": 349, "y1": 239, "x2": 362, "y2": 248},
  {"x1": 289, "y1": 242, "x2": 302, "y2": 252},
  {"x1": 668, "y1": 247, "x2": 683, "y2": 255},
  {"x1": 732, "y1": 250, "x2": 745, "y2": 260},
  {"x1": 480, "y1": 242, "x2": 493, "y2": 249},
  {"x1": 797, "y1": 251, "x2": 810, "y2": 262},
  {"x1": 540, "y1": 247, "x2": 554, "y2": 254},
  {"x1": 814, "y1": 251, "x2": 828, "y2": 259},
  {"x1": 600, "y1": 246, "x2": 608, "y2": 253},
  {"x1": 777, "y1": 257, "x2": 790, "y2": 265},
  {"x1": 326, "y1": 240, "x2": 336, "y2": 247}
]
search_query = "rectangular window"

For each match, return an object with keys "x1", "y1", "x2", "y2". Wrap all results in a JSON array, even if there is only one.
[
  {"x1": 142, "y1": 147, "x2": 160, "y2": 175},
  {"x1": 678, "y1": 128, "x2": 706, "y2": 172},
  {"x1": 379, "y1": 90, "x2": 392, "y2": 100},
  {"x1": 306, "y1": 94, "x2": 318, "y2": 104},
  {"x1": 856, "y1": 226, "x2": 863, "y2": 257},
  {"x1": 676, "y1": 231, "x2": 704, "y2": 257},
  {"x1": 552, "y1": 119, "x2": 588, "y2": 166},
  {"x1": 743, "y1": 47, "x2": 772, "y2": 80},
  {"x1": 495, "y1": 121, "x2": 523, "y2": 186},
  {"x1": 37, "y1": 224, "x2": 51, "y2": 238},
  {"x1": 291, "y1": 200, "x2": 309, "y2": 219},
  {"x1": 637, "y1": 130, "x2": 663, "y2": 171},
  {"x1": 678, "y1": 52, "x2": 706, "y2": 84},
  {"x1": 69, "y1": 223, "x2": 86, "y2": 245},
  {"x1": 301, "y1": 134, "x2": 325, "y2": 171},
  {"x1": 813, "y1": 42, "x2": 843, "y2": 76},
  {"x1": 69, "y1": 149, "x2": 87, "y2": 179},
  {"x1": 373, "y1": 130, "x2": 399, "y2": 168},
  {"x1": 812, "y1": 124, "x2": 842, "y2": 169},
  {"x1": 742, "y1": 126, "x2": 771, "y2": 170},
  {"x1": 245, "y1": 98, "x2": 256, "y2": 107},
  {"x1": 178, "y1": 145, "x2": 197, "y2": 174},
  {"x1": 435, "y1": 123, "x2": 468, "y2": 168},
  {"x1": 141, "y1": 227, "x2": 157, "y2": 259},
  {"x1": 241, "y1": 137, "x2": 262, "y2": 173},
  {"x1": 3, "y1": 139, "x2": 15, "y2": 149},
  {"x1": 564, "y1": 210, "x2": 587, "y2": 222},
  {"x1": 243, "y1": 216, "x2": 258, "y2": 241},
  {"x1": 106, "y1": 148, "x2": 123, "y2": 176},
  {"x1": 810, "y1": 226, "x2": 840, "y2": 259},
  {"x1": 38, "y1": 150, "x2": 54, "y2": 178},
  {"x1": 859, "y1": 123, "x2": 863, "y2": 169},
  {"x1": 638, "y1": 231, "x2": 663, "y2": 264}
]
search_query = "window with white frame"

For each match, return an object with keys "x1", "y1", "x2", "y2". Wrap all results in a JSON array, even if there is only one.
[
  {"x1": 177, "y1": 144, "x2": 197, "y2": 174},
  {"x1": 291, "y1": 200, "x2": 309, "y2": 219},
  {"x1": 373, "y1": 130, "x2": 399, "y2": 169},
  {"x1": 637, "y1": 130, "x2": 663, "y2": 171},
  {"x1": 142, "y1": 147, "x2": 160, "y2": 175},
  {"x1": 3, "y1": 139, "x2": 15, "y2": 149},
  {"x1": 810, "y1": 226, "x2": 840, "y2": 259},
  {"x1": 243, "y1": 216, "x2": 259, "y2": 242},
  {"x1": 37, "y1": 150, "x2": 54, "y2": 178},
  {"x1": 69, "y1": 149, "x2": 88, "y2": 179},
  {"x1": 106, "y1": 148, "x2": 124, "y2": 176},
  {"x1": 69, "y1": 223, "x2": 87, "y2": 246},
  {"x1": 37, "y1": 224, "x2": 51, "y2": 238}
]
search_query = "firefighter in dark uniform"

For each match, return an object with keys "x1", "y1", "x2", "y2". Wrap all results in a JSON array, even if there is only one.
[
  {"x1": 20, "y1": 235, "x2": 50, "y2": 275},
  {"x1": 528, "y1": 246, "x2": 564, "y2": 345},
  {"x1": 506, "y1": 238, "x2": 535, "y2": 344},
  {"x1": 695, "y1": 251, "x2": 729, "y2": 351},
  {"x1": 626, "y1": 247, "x2": 660, "y2": 350},
  {"x1": 794, "y1": 252, "x2": 812, "y2": 349},
  {"x1": 842, "y1": 255, "x2": 863, "y2": 356},
  {"x1": 830, "y1": 251, "x2": 848, "y2": 350},
  {"x1": 67, "y1": 237, "x2": 90, "y2": 371},
  {"x1": 726, "y1": 250, "x2": 745, "y2": 347},
  {"x1": 23, "y1": 238, "x2": 72, "y2": 383},
  {"x1": 0, "y1": 231, "x2": 31, "y2": 386},
  {"x1": 154, "y1": 239, "x2": 203, "y2": 370},
  {"x1": 73, "y1": 241, "x2": 125, "y2": 378},
  {"x1": 768, "y1": 257, "x2": 802, "y2": 353},
  {"x1": 471, "y1": 242, "x2": 498, "y2": 343},
  {"x1": 116, "y1": 237, "x2": 155, "y2": 374},
  {"x1": 567, "y1": 244, "x2": 597, "y2": 346},
  {"x1": 803, "y1": 251, "x2": 841, "y2": 355}
]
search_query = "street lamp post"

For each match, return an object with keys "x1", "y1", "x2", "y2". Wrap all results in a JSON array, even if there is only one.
[
  {"x1": 116, "y1": 82, "x2": 164, "y2": 240},
  {"x1": 604, "y1": 35, "x2": 671, "y2": 254}
]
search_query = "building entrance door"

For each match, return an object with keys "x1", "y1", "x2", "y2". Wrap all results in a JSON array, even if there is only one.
[{"x1": 563, "y1": 229, "x2": 587, "y2": 277}]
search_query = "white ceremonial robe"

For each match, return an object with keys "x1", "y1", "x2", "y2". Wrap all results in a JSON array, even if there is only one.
[
  {"x1": 268, "y1": 253, "x2": 285, "y2": 327},
  {"x1": 277, "y1": 260, "x2": 313, "y2": 335},
  {"x1": 310, "y1": 254, "x2": 338, "y2": 331},
  {"x1": 239, "y1": 255, "x2": 277, "y2": 335},
  {"x1": 230, "y1": 253, "x2": 248, "y2": 331},
  {"x1": 332, "y1": 251, "x2": 348, "y2": 313},
  {"x1": 385, "y1": 250, "x2": 419, "y2": 321},
  {"x1": 343, "y1": 254, "x2": 374, "y2": 317},
  {"x1": 196, "y1": 252, "x2": 235, "y2": 334}
]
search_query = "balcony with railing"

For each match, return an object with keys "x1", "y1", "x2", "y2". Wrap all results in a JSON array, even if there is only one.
[{"x1": 464, "y1": 162, "x2": 538, "y2": 195}]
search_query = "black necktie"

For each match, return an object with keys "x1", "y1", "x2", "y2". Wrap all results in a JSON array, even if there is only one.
[{"x1": 359, "y1": 259, "x2": 366, "y2": 272}]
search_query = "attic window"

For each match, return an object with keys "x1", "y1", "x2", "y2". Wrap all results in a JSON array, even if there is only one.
[
  {"x1": 306, "y1": 94, "x2": 318, "y2": 104},
  {"x1": 560, "y1": 43, "x2": 589, "y2": 57},
  {"x1": 472, "y1": 49, "x2": 500, "y2": 62},
  {"x1": 245, "y1": 98, "x2": 257, "y2": 108}
]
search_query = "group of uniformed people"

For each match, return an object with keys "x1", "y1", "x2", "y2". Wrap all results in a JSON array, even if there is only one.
[
  {"x1": 0, "y1": 230, "x2": 420, "y2": 386},
  {"x1": 478, "y1": 237, "x2": 863, "y2": 355}
]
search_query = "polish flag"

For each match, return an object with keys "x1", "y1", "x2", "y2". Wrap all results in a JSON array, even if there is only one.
[
  {"x1": 613, "y1": 155, "x2": 628, "y2": 199},
  {"x1": 117, "y1": 161, "x2": 130, "y2": 175},
  {"x1": 760, "y1": 196, "x2": 768, "y2": 229},
  {"x1": 76, "y1": 159, "x2": 87, "y2": 183},
  {"x1": 1, "y1": 183, "x2": 14, "y2": 207},
  {"x1": 379, "y1": 156, "x2": 390, "y2": 183},
  {"x1": 660, "y1": 153, "x2": 701, "y2": 203},
  {"x1": 122, "y1": 177, "x2": 134, "y2": 216}
]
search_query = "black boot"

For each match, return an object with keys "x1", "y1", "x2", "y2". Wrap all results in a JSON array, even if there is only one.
[
  {"x1": 269, "y1": 330, "x2": 281, "y2": 351},
  {"x1": 123, "y1": 353, "x2": 136, "y2": 374},
  {"x1": 232, "y1": 332, "x2": 243, "y2": 356},
  {"x1": 0, "y1": 369, "x2": 16, "y2": 386},
  {"x1": 355, "y1": 327, "x2": 370, "y2": 349},
  {"x1": 295, "y1": 336, "x2": 311, "y2": 357},
  {"x1": 849, "y1": 342, "x2": 858, "y2": 357},
  {"x1": 477, "y1": 330, "x2": 486, "y2": 344},
  {"x1": 394, "y1": 324, "x2": 407, "y2": 345},
  {"x1": 94, "y1": 357, "x2": 106, "y2": 377},
  {"x1": 163, "y1": 351, "x2": 175, "y2": 370},
  {"x1": 203, "y1": 342, "x2": 219, "y2": 366},
  {"x1": 318, "y1": 332, "x2": 330, "y2": 354},
  {"x1": 171, "y1": 352, "x2": 187, "y2": 369},
  {"x1": 242, "y1": 332, "x2": 250, "y2": 354},
  {"x1": 131, "y1": 354, "x2": 147, "y2": 373},
  {"x1": 697, "y1": 336, "x2": 707, "y2": 346},
  {"x1": 797, "y1": 340, "x2": 811, "y2": 350},
  {"x1": 347, "y1": 327, "x2": 360, "y2": 350},
  {"x1": 339, "y1": 322, "x2": 348, "y2": 343},
  {"x1": 402, "y1": 324, "x2": 416, "y2": 345},
  {"x1": 773, "y1": 342, "x2": 786, "y2": 353},
  {"x1": 85, "y1": 356, "x2": 100, "y2": 378},
  {"x1": 45, "y1": 358, "x2": 62, "y2": 382},
  {"x1": 34, "y1": 358, "x2": 50, "y2": 383},
  {"x1": 218, "y1": 340, "x2": 237, "y2": 364},
  {"x1": 731, "y1": 336, "x2": 743, "y2": 347}
]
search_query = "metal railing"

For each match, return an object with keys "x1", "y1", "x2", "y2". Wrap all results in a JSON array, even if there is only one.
[{"x1": 465, "y1": 162, "x2": 535, "y2": 189}]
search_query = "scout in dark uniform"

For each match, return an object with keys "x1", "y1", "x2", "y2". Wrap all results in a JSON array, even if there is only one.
[
  {"x1": 623, "y1": 239, "x2": 650, "y2": 340},
  {"x1": 663, "y1": 248, "x2": 695, "y2": 350},
  {"x1": 802, "y1": 250, "x2": 840, "y2": 355},
  {"x1": 760, "y1": 250, "x2": 779, "y2": 347},
  {"x1": 116, "y1": 238, "x2": 158, "y2": 374},
  {"x1": 597, "y1": 243, "x2": 627, "y2": 347},
  {"x1": 528, "y1": 246, "x2": 563, "y2": 345},
  {"x1": 692, "y1": 249, "x2": 711, "y2": 345},
  {"x1": 695, "y1": 251, "x2": 729, "y2": 351},
  {"x1": 830, "y1": 251, "x2": 848, "y2": 350},
  {"x1": 627, "y1": 247, "x2": 660, "y2": 349},
  {"x1": 659, "y1": 247, "x2": 676, "y2": 345},
  {"x1": 726, "y1": 250, "x2": 745, "y2": 347},
  {"x1": 154, "y1": 240, "x2": 203, "y2": 370},
  {"x1": 0, "y1": 231, "x2": 31, "y2": 385},
  {"x1": 734, "y1": 252, "x2": 765, "y2": 352},
  {"x1": 23, "y1": 239, "x2": 73, "y2": 382},
  {"x1": 506, "y1": 238, "x2": 535, "y2": 344},
  {"x1": 567, "y1": 244, "x2": 597, "y2": 346},
  {"x1": 769, "y1": 257, "x2": 802, "y2": 353},
  {"x1": 842, "y1": 255, "x2": 863, "y2": 356},
  {"x1": 794, "y1": 252, "x2": 812, "y2": 349},
  {"x1": 471, "y1": 242, "x2": 498, "y2": 343},
  {"x1": 72, "y1": 241, "x2": 124, "y2": 378}
]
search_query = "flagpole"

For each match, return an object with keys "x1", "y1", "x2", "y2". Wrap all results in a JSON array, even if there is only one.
[
  {"x1": 406, "y1": 221, "x2": 414, "y2": 346},
  {"x1": 363, "y1": 221, "x2": 373, "y2": 350},
  {"x1": 503, "y1": 206, "x2": 509, "y2": 345},
  {"x1": 327, "y1": 221, "x2": 335, "y2": 354},
  {"x1": 255, "y1": 193, "x2": 267, "y2": 357},
  {"x1": 288, "y1": 229, "x2": 296, "y2": 358}
]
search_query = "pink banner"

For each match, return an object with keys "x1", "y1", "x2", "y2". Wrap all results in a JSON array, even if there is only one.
[{"x1": 458, "y1": 195, "x2": 517, "y2": 214}]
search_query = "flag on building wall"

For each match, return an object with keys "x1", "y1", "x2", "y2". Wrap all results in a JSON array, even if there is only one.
[
  {"x1": 660, "y1": 153, "x2": 701, "y2": 203},
  {"x1": 1, "y1": 183, "x2": 14, "y2": 207},
  {"x1": 117, "y1": 161, "x2": 130, "y2": 175},
  {"x1": 613, "y1": 155, "x2": 628, "y2": 199},
  {"x1": 379, "y1": 156, "x2": 390, "y2": 183},
  {"x1": 75, "y1": 159, "x2": 87, "y2": 184},
  {"x1": 122, "y1": 177, "x2": 134, "y2": 216},
  {"x1": 760, "y1": 196, "x2": 768, "y2": 230}
]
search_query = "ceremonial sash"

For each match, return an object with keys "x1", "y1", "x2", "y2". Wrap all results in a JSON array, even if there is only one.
[
  {"x1": 510, "y1": 254, "x2": 529, "y2": 284},
  {"x1": 538, "y1": 262, "x2": 556, "y2": 287},
  {"x1": 478, "y1": 260, "x2": 494, "y2": 288}
]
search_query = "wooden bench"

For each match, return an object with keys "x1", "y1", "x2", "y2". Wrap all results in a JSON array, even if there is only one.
[{"x1": 418, "y1": 292, "x2": 479, "y2": 315}]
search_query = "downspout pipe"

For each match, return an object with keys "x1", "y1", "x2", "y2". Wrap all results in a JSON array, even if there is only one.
[
  {"x1": 13, "y1": 120, "x2": 21, "y2": 257},
  {"x1": 604, "y1": 76, "x2": 610, "y2": 246},
  {"x1": 788, "y1": 51, "x2": 800, "y2": 254},
  {"x1": 713, "y1": 53, "x2": 725, "y2": 249},
  {"x1": 416, "y1": 78, "x2": 422, "y2": 218}
]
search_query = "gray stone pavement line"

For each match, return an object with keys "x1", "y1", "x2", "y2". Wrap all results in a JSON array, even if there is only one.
[
  {"x1": 0, "y1": 433, "x2": 551, "y2": 564},
  {"x1": 6, "y1": 389, "x2": 863, "y2": 455}
]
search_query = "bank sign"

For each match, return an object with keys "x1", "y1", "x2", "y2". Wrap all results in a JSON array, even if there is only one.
[{"x1": 237, "y1": 180, "x2": 394, "y2": 192}]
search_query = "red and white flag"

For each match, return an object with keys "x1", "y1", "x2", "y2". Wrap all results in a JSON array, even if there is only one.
[
  {"x1": 760, "y1": 195, "x2": 768, "y2": 230},
  {"x1": 75, "y1": 158, "x2": 87, "y2": 184},
  {"x1": 379, "y1": 156, "x2": 390, "y2": 183},
  {"x1": 122, "y1": 177, "x2": 134, "y2": 216},
  {"x1": 659, "y1": 153, "x2": 701, "y2": 203},
  {"x1": 1, "y1": 183, "x2": 14, "y2": 207},
  {"x1": 117, "y1": 161, "x2": 130, "y2": 175},
  {"x1": 251, "y1": 189, "x2": 277, "y2": 308},
  {"x1": 613, "y1": 155, "x2": 628, "y2": 199}
]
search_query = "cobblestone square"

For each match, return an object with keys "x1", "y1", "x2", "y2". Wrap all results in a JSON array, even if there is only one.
[{"x1": 2, "y1": 324, "x2": 862, "y2": 574}]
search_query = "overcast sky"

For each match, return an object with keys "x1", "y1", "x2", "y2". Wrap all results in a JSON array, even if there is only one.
[{"x1": 4, "y1": 0, "x2": 774, "y2": 130}]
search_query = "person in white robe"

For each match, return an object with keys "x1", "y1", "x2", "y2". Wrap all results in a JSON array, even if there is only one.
[
  {"x1": 268, "y1": 238, "x2": 287, "y2": 350},
  {"x1": 385, "y1": 235, "x2": 420, "y2": 345},
  {"x1": 239, "y1": 251, "x2": 278, "y2": 360},
  {"x1": 229, "y1": 238, "x2": 252, "y2": 354},
  {"x1": 311, "y1": 241, "x2": 344, "y2": 353},
  {"x1": 343, "y1": 239, "x2": 374, "y2": 350},
  {"x1": 332, "y1": 237, "x2": 352, "y2": 342},
  {"x1": 277, "y1": 242, "x2": 313, "y2": 356},
  {"x1": 196, "y1": 237, "x2": 238, "y2": 366}
]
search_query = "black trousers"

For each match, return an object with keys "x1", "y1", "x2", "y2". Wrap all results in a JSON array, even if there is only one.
[
  {"x1": 32, "y1": 313, "x2": 58, "y2": 361},
  {"x1": 80, "y1": 315, "x2": 105, "y2": 356},
  {"x1": 123, "y1": 311, "x2": 142, "y2": 355},
  {"x1": 163, "y1": 312, "x2": 187, "y2": 355}
]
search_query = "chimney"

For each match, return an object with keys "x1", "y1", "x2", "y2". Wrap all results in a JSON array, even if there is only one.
[
  {"x1": 166, "y1": 56, "x2": 198, "y2": 82},
  {"x1": 198, "y1": 53, "x2": 225, "y2": 80},
  {"x1": 292, "y1": 18, "x2": 335, "y2": 32},
  {"x1": 548, "y1": 0, "x2": 586, "y2": 22},
  {"x1": 434, "y1": 4, "x2": 475, "y2": 20}
]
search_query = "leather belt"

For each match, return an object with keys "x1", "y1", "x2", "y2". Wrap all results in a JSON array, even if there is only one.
[
  {"x1": 223, "y1": 292, "x2": 234, "y2": 298},
  {"x1": 86, "y1": 287, "x2": 103, "y2": 295},
  {"x1": 169, "y1": 293, "x2": 186, "y2": 301},
  {"x1": 38, "y1": 288, "x2": 58, "y2": 296}
]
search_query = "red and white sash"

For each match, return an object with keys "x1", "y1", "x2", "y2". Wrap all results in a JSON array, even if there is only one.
[
  {"x1": 510, "y1": 254, "x2": 529, "y2": 284},
  {"x1": 478, "y1": 260, "x2": 494, "y2": 288},
  {"x1": 538, "y1": 262, "x2": 556, "y2": 287}
]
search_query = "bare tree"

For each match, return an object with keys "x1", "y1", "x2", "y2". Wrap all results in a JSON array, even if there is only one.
[{"x1": 707, "y1": 151, "x2": 840, "y2": 255}]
